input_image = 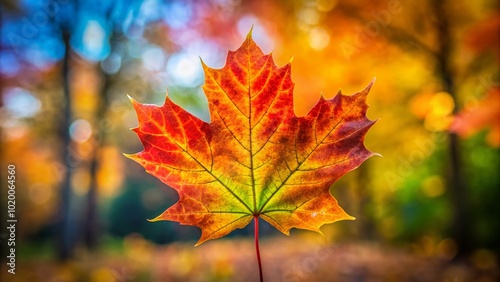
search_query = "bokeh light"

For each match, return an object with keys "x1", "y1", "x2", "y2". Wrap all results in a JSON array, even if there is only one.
[
  {"x1": 166, "y1": 52, "x2": 204, "y2": 86},
  {"x1": 69, "y1": 119, "x2": 93, "y2": 143},
  {"x1": 3, "y1": 87, "x2": 41, "y2": 118}
]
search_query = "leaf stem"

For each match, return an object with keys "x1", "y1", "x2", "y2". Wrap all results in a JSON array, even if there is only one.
[{"x1": 254, "y1": 216, "x2": 263, "y2": 282}]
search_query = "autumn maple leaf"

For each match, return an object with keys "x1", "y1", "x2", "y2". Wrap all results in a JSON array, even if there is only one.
[{"x1": 125, "y1": 32, "x2": 377, "y2": 249}]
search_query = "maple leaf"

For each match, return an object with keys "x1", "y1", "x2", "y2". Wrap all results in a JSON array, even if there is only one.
[{"x1": 125, "y1": 32, "x2": 378, "y2": 246}]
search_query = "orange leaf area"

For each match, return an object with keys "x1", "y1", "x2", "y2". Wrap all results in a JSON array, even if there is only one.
[
  {"x1": 125, "y1": 32, "x2": 378, "y2": 245},
  {"x1": 450, "y1": 87, "x2": 500, "y2": 147}
]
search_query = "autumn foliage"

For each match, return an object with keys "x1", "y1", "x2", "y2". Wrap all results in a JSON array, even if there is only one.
[{"x1": 125, "y1": 31, "x2": 377, "y2": 245}]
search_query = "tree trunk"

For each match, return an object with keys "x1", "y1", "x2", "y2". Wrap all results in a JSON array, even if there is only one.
[
  {"x1": 433, "y1": 0, "x2": 471, "y2": 257},
  {"x1": 84, "y1": 69, "x2": 112, "y2": 250},
  {"x1": 84, "y1": 29, "x2": 119, "y2": 250},
  {"x1": 57, "y1": 29, "x2": 75, "y2": 261}
]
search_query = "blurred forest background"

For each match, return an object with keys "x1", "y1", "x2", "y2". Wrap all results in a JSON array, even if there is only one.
[{"x1": 0, "y1": 0, "x2": 499, "y2": 281}]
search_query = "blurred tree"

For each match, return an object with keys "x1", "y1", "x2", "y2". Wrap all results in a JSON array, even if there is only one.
[
  {"x1": 433, "y1": 0, "x2": 470, "y2": 257},
  {"x1": 57, "y1": 10, "x2": 74, "y2": 261}
]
